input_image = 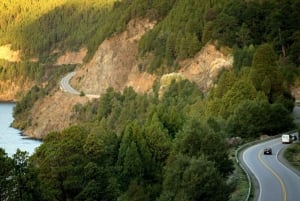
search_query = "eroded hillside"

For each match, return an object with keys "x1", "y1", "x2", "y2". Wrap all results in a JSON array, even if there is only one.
[
  {"x1": 71, "y1": 18, "x2": 157, "y2": 94},
  {"x1": 22, "y1": 18, "x2": 233, "y2": 139}
]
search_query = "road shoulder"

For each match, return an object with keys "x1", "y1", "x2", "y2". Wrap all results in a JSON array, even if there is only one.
[{"x1": 278, "y1": 144, "x2": 300, "y2": 177}]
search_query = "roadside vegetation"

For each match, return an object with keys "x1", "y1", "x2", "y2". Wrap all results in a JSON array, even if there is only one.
[
  {"x1": 0, "y1": 0, "x2": 299, "y2": 200},
  {"x1": 284, "y1": 142, "x2": 300, "y2": 171}
]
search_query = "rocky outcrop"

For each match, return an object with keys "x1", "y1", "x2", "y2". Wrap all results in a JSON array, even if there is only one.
[
  {"x1": 71, "y1": 18, "x2": 156, "y2": 95},
  {"x1": 179, "y1": 44, "x2": 233, "y2": 92},
  {"x1": 20, "y1": 18, "x2": 233, "y2": 139},
  {"x1": 23, "y1": 91, "x2": 89, "y2": 139}
]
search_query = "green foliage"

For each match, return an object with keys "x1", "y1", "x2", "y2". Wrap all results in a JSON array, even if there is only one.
[
  {"x1": 233, "y1": 45, "x2": 255, "y2": 72},
  {"x1": 0, "y1": 148, "x2": 13, "y2": 201},
  {"x1": 206, "y1": 44, "x2": 295, "y2": 138},
  {"x1": 173, "y1": 118, "x2": 233, "y2": 177},
  {"x1": 0, "y1": 148, "x2": 41, "y2": 201},
  {"x1": 226, "y1": 100, "x2": 296, "y2": 138},
  {"x1": 159, "y1": 154, "x2": 230, "y2": 201},
  {"x1": 0, "y1": 0, "x2": 116, "y2": 59},
  {"x1": 10, "y1": 150, "x2": 41, "y2": 201},
  {"x1": 32, "y1": 126, "x2": 89, "y2": 200},
  {"x1": 250, "y1": 43, "x2": 289, "y2": 103},
  {"x1": 206, "y1": 71, "x2": 265, "y2": 119},
  {"x1": 1, "y1": 0, "x2": 299, "y2": 88},
  {"x1": 284, "y1": 142, "x2": 300, "y2": 171},
  {"x1": 139, "y1": 0, "x2": 227, "y2": 72},
  {"x1": 12, "y1": 64, "x2": 75, "y2": 129},
  {"x1": 212, "y1": 13, "x2": 238, "y2": 46},
  {"x1": 13, "y1": 85, "x2": 45, "y2": 129},
  {"x1": 2, "y1": 1, "x2": 299, "y2": 200}
]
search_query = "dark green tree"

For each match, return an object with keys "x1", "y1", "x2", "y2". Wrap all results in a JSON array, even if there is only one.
[
  {"x1": 250, "y1": 43, "x2": 286, "y2": 103},
  {"x1": 32, "y1": 126, "x2": 88, "y2": 201},
  {"x1": 83, "y1": 119, "x2": 119, "y2": 165},
  {"x1": 11, "y1": 150, "x2": 41, "y2": 201},
  {"x1": 0, "y1": 148, "x2": 13, "y2": 201},
  {"x1": 211, "y1": 13, "x2": 238, "y2": 46},
  {"x1": 159, "y1": 154, "x2": 230, "y2": 201}
]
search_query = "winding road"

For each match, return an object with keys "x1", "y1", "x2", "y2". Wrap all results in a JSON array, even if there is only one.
[
  {"x1": 60, "y1": 72, "x2": 80, "y2": 95},
  {"x1": 242, "y1": 136, "x2": 300, "y2": 201},
  {"x1": 62, "y1": 70, "x2": 300, "y2": 200},
  {"x1": 60, "y1": 72, "x2": 100, "y2": 98}
]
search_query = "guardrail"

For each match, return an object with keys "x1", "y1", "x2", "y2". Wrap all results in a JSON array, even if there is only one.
[
  {"x1": 235, "y1": 141, "x2": 256, "y2": 201},
  {"x1": 235, "y1": 129, "x2": 298, "y2": 201}
]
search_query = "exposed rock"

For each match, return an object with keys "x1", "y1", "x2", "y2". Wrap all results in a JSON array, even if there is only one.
[
  {"x1": 71, "y1": 18, "x2": 156, "y2": 95},
  {"x1": 55, "y1": 47, "x2": 88, "y2": 65},
  {"x1": 179, "y1": 43, "x2": 233, "y2": 92},
  {"x1": 21, "y1": 18, "x2": 233, "y2": 139},
  {"x1": 23, "y1": 90, "x2": 89, "y2": 139}
]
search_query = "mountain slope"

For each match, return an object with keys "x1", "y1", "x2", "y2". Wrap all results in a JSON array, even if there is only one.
[{"x1": 23, "y1": 18, "x2": 233, "y2": 139}]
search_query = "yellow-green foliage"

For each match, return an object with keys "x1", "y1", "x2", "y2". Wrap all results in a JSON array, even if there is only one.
[
  {"x1": 0, "y1": 0, "x2": 115, "y2": 28},
  {"x1": 158, "y1": 73, "x2": 185, "y2": 98},
  {"x1": 160, "y1": 73, "x2": 184, "y2": 86},
  {"x1": 0, "y1": 0, "x2": 116, "y2": 57}
]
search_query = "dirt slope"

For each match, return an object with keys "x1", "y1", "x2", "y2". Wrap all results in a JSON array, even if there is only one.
[
  {"x1": 71, "y1": 18, "x2": 156, "y2": 95},
  {"x1": 23, "y1": 91, "x2": 90, "y2": 139},
  {"x1": 21, "y1": 18, "x2": 233, "y2": 139}
]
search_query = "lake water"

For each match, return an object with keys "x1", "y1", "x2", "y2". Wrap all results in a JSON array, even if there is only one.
[{"x1": 0, "y1": 102, "x2": 42, "y2": 157}]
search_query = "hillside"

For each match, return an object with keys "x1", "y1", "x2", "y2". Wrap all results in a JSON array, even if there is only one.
[
  {"x1": 1, "y1": 1, "x2": 299, "y2": 201},
  {"x1": 0, "y1": 0, "x2": 297, "y2": 139},
  {"x1": 22, "y1": 18, "x2": 233, "y2": 139}
]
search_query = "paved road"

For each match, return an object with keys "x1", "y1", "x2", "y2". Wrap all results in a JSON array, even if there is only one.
[
  {"x1": 60, "y1": 72, "x2": 80, "y2": 95},
  {"x1": 243, "y1": 137, "x2": 300, "y2": 201},
  {"x1": 60, "y1": 72, "x2": 100, "y2": 98}
]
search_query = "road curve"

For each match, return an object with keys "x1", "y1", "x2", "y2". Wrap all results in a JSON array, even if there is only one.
[
  {"x1": 60, "y1": 72, "x2": 80, "y2": 95},
  {"x1": 242, "y1": 137, "x2": 300, "y2": 201},
  {"x1": 60, "y1": 72, "x2": 100, "y2": 98}
]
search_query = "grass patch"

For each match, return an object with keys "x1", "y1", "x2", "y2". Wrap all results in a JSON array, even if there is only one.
[
  {"x1": 229, "y1": 147, "x2": 253, "y2": 201},
  {"x1": 284, "y1": 142, "x2": 300, "y2": 171},
  {"x1": 229, "y1": 161, "x2": 250, "y2": 201}
]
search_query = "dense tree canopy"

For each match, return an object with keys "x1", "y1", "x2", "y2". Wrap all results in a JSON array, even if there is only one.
[{"x1": 3, "y1": 0, "x2": 299, "y2": 200}]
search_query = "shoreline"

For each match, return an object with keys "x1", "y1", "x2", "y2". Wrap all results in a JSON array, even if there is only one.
[
  {"x1": 20, "y1": 131, "x2": 43, "y2": 141},
  {"x1": 0, "y1": 100, "x2": 16, "y2": 103},
  {"x1": 0, "y1": 101, "x2": 42, "y2": 141}
]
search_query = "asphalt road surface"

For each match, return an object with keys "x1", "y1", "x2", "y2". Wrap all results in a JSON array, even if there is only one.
[
  {"x1": 60, "y1": 72, "x2": 100, "y2": 98},
  {"x1": 243, "y1": 137, "x2": 300, "y2": 201},
  {"x1": 60, "y1": 72, "x2": 80, "y2": 95}
]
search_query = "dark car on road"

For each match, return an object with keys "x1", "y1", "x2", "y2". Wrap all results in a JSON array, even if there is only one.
[
  {"x1": 264, "y1": 147, "x2": 272, "y2": 155},
  {"x1": 291, "y1": 134, "x2": 297, "y2": 141}
]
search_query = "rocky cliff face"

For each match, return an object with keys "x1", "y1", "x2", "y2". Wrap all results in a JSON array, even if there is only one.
[
  {"x1": 179, "y1": 44, "x2": 233, "y2": 92},
  {"x1": 71, "y1": 18, "x2": 156, "y2": 95},
  {"x1": 21, "y1": 18, "x2": 233, "y2": 139},
  {"x1": 23, "y1": 91, "x2": 90, "y2": 139}
]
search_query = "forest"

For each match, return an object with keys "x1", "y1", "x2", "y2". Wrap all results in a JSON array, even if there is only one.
[{"x1": 1, "y1": 0, "x2": 300, "y2": 200}]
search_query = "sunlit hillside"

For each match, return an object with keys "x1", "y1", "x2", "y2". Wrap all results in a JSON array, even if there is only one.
[
  {"x1": 0, "y1": 0, "x2": 116, "y2": 58},
  {"x1": 0, "y1": 1, "x2": 300, "y2": 201}
]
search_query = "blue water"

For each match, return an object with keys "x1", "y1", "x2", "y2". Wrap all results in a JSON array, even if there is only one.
[{"x1": 0, "y1": 102, "x2": 42, "y2": 157}]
